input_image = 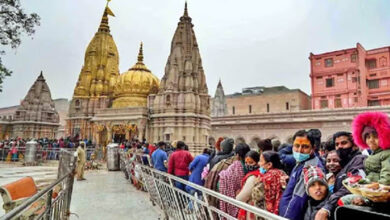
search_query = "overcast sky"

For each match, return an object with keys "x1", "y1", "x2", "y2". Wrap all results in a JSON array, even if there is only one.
[{"x1": 1, "y1": 0, "x2": 390, "y2": 107}]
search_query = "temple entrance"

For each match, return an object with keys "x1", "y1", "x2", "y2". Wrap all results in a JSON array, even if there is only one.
[
  {"x1": 114, "y1": 134, "x2": 125, "y2": 143},
  {"x1": 112, "y1": 125, "x2": 126, "y2": 144}
]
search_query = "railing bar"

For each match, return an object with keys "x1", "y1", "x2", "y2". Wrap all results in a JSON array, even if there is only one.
[{"x1": 140, "y1": 164, "x2": 285, "y2": 220}]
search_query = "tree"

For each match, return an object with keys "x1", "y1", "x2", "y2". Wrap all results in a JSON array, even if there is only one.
[{"x1": 0, "y1": 0, "x2": 40, "y2": 92}]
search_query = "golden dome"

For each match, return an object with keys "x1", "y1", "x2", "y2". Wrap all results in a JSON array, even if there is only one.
[{"x1": 112, "y1": 43, "x2": 160, "y2": 108}]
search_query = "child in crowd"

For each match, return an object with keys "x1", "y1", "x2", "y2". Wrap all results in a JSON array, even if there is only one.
[
  {"x1": 303, "y1": 165, "x2": 331, "y2": 220},
  {"x1": 352, "y1": 112, "x2": 390, "y2": 185}
]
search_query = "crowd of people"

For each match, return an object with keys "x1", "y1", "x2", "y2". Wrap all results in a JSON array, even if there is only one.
[
  {"x1": 0, "y1": 137, "x2": 94, "y2": 161},
  {"x1": 128, "y1": 111, "x2": 390, "y2": 220}
]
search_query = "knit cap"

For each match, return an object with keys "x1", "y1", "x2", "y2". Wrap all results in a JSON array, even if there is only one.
[{"x1": 303, "y1": 165, "x2": 327, "y2": 194}]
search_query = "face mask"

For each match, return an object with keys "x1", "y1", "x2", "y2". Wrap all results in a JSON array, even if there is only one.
[
  {"x1": 259, "y1": 167, "x2": 267, "y2": 174},
  {"x1": 337, "y1": 147, "x2": 353, "y2": 166},
  {"x1": 328, "y1": 184, "x2": 334, "y2": 194},
  {"x1": 293, "y1": 151, "x2": 310, "y2": 162},
  {"x1": 246, "y1": 164, "x2": 259, "y2": 172}
]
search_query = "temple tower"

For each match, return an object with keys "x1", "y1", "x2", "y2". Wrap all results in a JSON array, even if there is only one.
[
  {"x1": 67, "y1": 3, "x2": 119, "y2": 140},
  {"x1": 211, "y1": 79, "x2": 228, "y2": 117},
  {"x1": 148, "y1": 3, "x2": 211, "y2": 153},
  {"x1": 13, "y1": 72, "x2": 59, "y2": 138}
]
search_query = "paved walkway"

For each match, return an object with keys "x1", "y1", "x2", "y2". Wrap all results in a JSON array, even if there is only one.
[
  {"x1": 70, "y1": 170, "x2": 161, "y2": 220},
  {"x1": 0, "y1": 163, "x2": 58, "y2": 216}
]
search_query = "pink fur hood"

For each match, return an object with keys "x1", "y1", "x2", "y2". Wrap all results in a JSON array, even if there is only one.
[{"x1": 352, "y1": 111, "x2": 390, "y2": 150}]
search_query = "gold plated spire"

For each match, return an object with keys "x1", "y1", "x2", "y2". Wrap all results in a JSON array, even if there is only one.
[
  {"x1": 129, "y1": 42, "x2": 150, "y2": 72},
  {"x1": 137, "y1": 42, "x2": 144, "y2": 63},
  {"x1": 98, "y1": 0, "x2": 115, "y2": 33},
  {"x1": 73, "y1": 2, "x2": 119, "y2": 98},
  {"x1": 112, "y1": 43, "x2": 160, "y2": 108}
]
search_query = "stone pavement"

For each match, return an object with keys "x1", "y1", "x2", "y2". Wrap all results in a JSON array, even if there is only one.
[
  {"x1": 70, "y1": 170, "x2": 162, "y2": 220},
  {"x1": 0, "y1": 162, "x2": 58, "y2": 216}
]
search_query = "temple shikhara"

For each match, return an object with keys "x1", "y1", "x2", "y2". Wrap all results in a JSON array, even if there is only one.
[
  {"x1": 0, "y1": 72, "x2": 60, "y2": 139},
  {"x1": 66, "y1": 3, "x2": 210, "y2": 153}
]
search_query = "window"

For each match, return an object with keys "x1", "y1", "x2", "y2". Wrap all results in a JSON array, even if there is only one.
[
  {"x1": 351, "y1": 54, "x2": 357, "y2": 63},
  {"x1": 367, "y1": 79, "x2": 379, "y2": 89},
  {"x1": 286, "y1": 102, "x2": 289, "y2": 110},
  {"x1": 166, "y1": 95, "x2": 171, "y2": 106},
  {"x1": 249, "y1": 105, "x2": 252, "y2": 113},
  {"x1": 183, "y1": 136, "x2": 186, "y2": 141},
  {"x1": 320, "y1": 100, "x2": 328, "y2": 109},
  {"x1": 369, "y1": 73, "x2": 377, "y2": 77},
  {"x1": 165, "y1": 134, "x2": 171, "y2": 141},
  {"x1": 326, "y1": 78, "x2": 334, "y2": 88},
  {"x1": 232, "y1": 106, "x2": 235, "y2": 115},
  {"x1": 334, "y1": 98, "x2": 342, "y2": 108},
  {"x1": 316, "y1": 76, "x2": 323, "y2": 79},
  {"x1": 366, "y1": 59, "x2": 377, "y2": 69},
  {"x1": 266, "y1": 103, "x2": 270, "y2": 112},
  {"x1": 352, "y1": 77, "x2": 358, "y2": 83},
  {"x1": 354, "y1": 97, "x2": 358, "y2": 103},
  {"x1": 368, "y1": 100, "x2": 380, "y2": 106},
  {"x1": 325, "y1": 58, "x2": 333, "y2": 67}
]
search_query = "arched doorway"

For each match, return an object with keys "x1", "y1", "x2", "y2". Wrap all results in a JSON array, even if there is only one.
[
  {"x1": 112, "y1": 124, "x2": 126, "y2": 143},
  {"x1": 235, "y1": 136, "x2": 246, "y2": 145},
  {"x1": 249, "y1": 136, "x2": 261, "y2": 149}
]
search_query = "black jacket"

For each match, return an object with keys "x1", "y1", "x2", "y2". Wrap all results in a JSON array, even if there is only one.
[{"x1": 322, "y1": 150, "x2": 366, "y2": 213}]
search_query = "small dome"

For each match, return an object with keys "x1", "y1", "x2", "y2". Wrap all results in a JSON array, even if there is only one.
[{"x1": 113, "y1": 43, "x2": 159, "y2": 108}]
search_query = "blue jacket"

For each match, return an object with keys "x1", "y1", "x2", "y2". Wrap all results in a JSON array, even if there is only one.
[
  {"x1": 151, "y1": 148, "x2": 168, "y2": 172},
  {"x1": 185, "y1": 154, "x2": 209, "y2": 193},
  {"x1": 279, "y1": 155, "x2": 325, "y2": 220}
]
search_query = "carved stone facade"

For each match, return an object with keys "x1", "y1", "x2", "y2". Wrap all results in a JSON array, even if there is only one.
[
  {"x1": 0, "y1": 72, "x2": 60, "y2": 139},
  {"x1": 148, "y1": 4, "x2": 211, "y2": 153},
  {"x1": 211, "y1": 80, "x2": 228, "y2": 117}
]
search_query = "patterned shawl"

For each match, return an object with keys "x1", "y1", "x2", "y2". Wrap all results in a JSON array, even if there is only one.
[{"x1": 219, "y1": 160, "x2": 246, "y2": 218}]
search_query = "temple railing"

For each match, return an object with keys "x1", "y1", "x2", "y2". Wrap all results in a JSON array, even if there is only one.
[
  {"x1": 0, "y1": 149, "x2": 76, "y2": 220},
  {"x1": 124, "y1": 152, "x2": 286, "y2": 220}
]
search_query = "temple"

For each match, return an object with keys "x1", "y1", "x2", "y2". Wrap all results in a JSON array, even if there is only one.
[
  {"x1": 0, "y1": 72, "x2": 60, "y2": 139},
  {"x1": 148, "y1": 3, "x2": 211, "y2": 153},
  {"x1": 66, "y1": 3, "x2": 210, "y2": 152},
  {"x1": 211, "y1": 80, "x2": 228, "y2": 117}
]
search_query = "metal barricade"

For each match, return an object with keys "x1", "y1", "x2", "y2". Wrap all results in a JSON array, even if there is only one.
[
  {"x1": 126, "y1": 153, "x2": 286, "y2": 220},
  {"x1": 0, "y1": 149, "x2": 77, "y2": 220}
]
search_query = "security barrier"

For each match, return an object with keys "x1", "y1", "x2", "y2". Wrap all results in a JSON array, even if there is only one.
[
  {"x1": 0, "y1": 149, "x2": 77, "y2": 220},
  {"x1": 126, "y1": 152, "x2": 286, "y2": 220}
]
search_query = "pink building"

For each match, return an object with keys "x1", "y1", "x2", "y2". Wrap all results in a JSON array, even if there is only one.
[{"x1": 310, "y1": 43, "x2": 390, "y2": 109}]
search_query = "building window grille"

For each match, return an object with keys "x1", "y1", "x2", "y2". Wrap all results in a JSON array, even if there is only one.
[
  {"x1": 320, "y1": 100, "x2": 328, "y2": 109},
  {"x1": 267, "y1": 103, "x2": 270, "y2": 112},
  {"x1": 326, "y1": 78, "x2": 334, "y2": 88},
  {"x1": 352, "y1": 77, "x2": 358, "y2": 83},
  {"x1": 368, "y1": 100, "x2": 380, "y2": 106},
  {"x1": 334, "y1": 98, "x2": 342, "y2": 108},
  {"x1": 351, "y1": 54, "x2": 357, "y2": 63},
  {"x1": 249, "y1": 105, "x2": 252, "y2": 113},
  {"x1": 366, "y1": 59, "x2": 377, "y2": 69},
  {"x1": 367, "y1": 79, "x2": 379, "y2": 89},
  {"x1": 325, "y1": 58, "x2": 333, "y2": 67},
  {"x1": 286, "y1": 102, "x2": 289, "y2": 110},
  {"x1": 165, "y1": 134, "x2": 171, "y2": 141},
  {"x1": 232, "y1": 106, "x2": 235, "y2": 115}
]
